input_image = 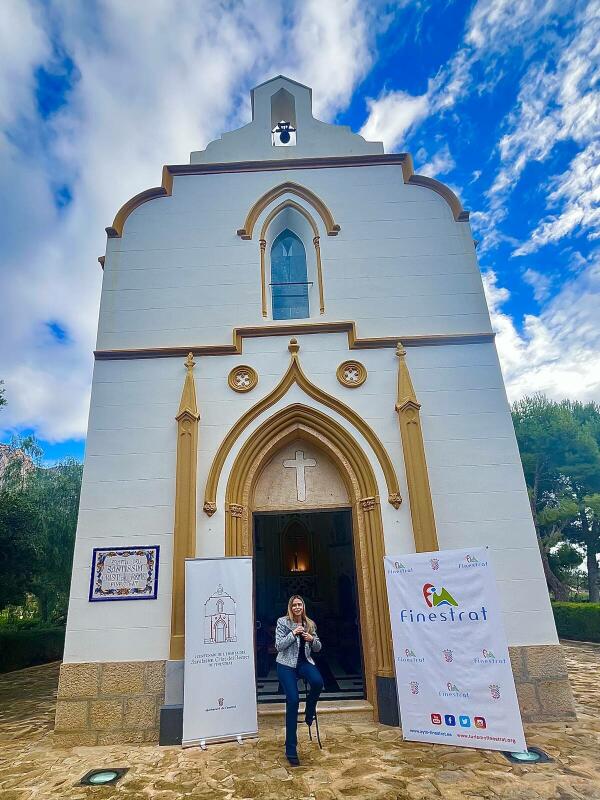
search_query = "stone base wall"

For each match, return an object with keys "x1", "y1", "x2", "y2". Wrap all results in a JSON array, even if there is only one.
[
  {"x1": 53, "y1": 661, "x2": 166, "y2": 747},
  {"x1": 509, "y1": 644, "x2": 576, "y2": 722},
  {"x1": 53, "y1": 645, "x2": 575, "y2": 746}
]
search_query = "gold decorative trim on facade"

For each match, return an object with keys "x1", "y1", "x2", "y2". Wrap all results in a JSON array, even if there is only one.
[
  {"x1": 388, "y1": 491, "x2": 402, "y2": 510},
  {"x1": 204, "y1": 338, "x2": 401, "y2": 514},
  {"x1": 103, "y1": 154, "x2": 469, "y2": 241},
  {"x1": 94, "y1": 323, "x2": 494, "y2": 361},
  {"x1": 237, "y1": 181, "x2": 340, "y2": 239},
  {"x1": 337, "y1": 360, "x2": 367, "y2": 388},
  {"x1": 313, "y1": 237, "x2": 325, "y2": 314},
  {"x1": 259, "y1": 199, "x2": 319, "y2": 239},
  {"x1": 228, "y1": 365, "x2": 258, "y2": 393},
  {"x1": 106, "y1": 166, "x2": 174, "y2": 238},
  {"x1": 170, "y1": 353, "x2": 200, "y2": 660},
  {"x1": 401, "y1": 154, "x2": 469, "y2": 222},
  {"x1": 259, "y1": 240, "x2": 267, "y2": 317},
  {"x1": 203, "y1": 501, "x2": 216, "y2": 517},
  {"x1": 359, "y1": 496, "x2": 377, "y2": 512},
  {"x1": 395, "y1": 343, "x2": 439, "y2": 553},
  {"x1": 224, "y1": 403, "x2": 395, "y2": 717},
  {"x1": 228, "y1": 503, "x2": 244, "y2": 518}
]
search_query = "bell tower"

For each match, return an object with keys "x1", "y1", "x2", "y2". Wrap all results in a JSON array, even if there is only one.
[{"x1": 190, "y1": 75, "x2": 383, "y2": 164}]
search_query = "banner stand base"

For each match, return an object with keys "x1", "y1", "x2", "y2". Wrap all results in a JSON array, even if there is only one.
[
  {"x1": 182, "y1": 731, "x2": 259, "y2": 749},
  {"x1": 376, "y1": 676, "x2": 400, "y2": 727}
]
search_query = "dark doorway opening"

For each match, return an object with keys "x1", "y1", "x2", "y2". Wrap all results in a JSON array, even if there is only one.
[{"x1": 253, "y1": 509, "x2": 364, "y2": 703}]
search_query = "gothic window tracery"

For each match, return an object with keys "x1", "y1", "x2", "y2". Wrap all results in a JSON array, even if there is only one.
[{"x1": 270, "y1": 228, "x2": 310, "y2": 320}]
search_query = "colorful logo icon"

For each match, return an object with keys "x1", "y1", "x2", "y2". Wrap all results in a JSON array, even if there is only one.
[
  {"x1": 465, "y1": 554, "x2": 480, "y2": 564},
  {"x1": 430, "y1": 558, "x2": 440, "y2": 571},
  {"x1": 474, "y1": 716, "x2": 486, "y2": 729},
  {"x1": 410, "y1": 681, "x2": 419, "y2": 695},
  {"x1": 431, "y1": 713, "x2": 442, "y2": 725},
  {"x1": 444, "y1": 714, "x2": 456, "y2": 726},
  {"x1": 443, "y1": 649, "x2": 454, "y2": 663},
  {"x1": 423, "y1": 584, "x2": 459, "y2": 608},
  {"x1": 459, "y1": 715, "x2": 471, "y2": 727},
  {"x1": 489, "y1": 684, "x2": 501, "y2": 700},
  {"x1": 482, "y1": 649, "x2": 496, "y2": 659},
  {"x1": 405, "y1": 648, "x2": 416, "y2": 657},
  {"x1": 394, "y1": 561, "x2": 405, "y2": 569}
]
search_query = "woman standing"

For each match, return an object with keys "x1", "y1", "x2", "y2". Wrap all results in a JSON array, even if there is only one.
[{"x1": 275, "y1": 595, "x2": 324, "y2": 765}]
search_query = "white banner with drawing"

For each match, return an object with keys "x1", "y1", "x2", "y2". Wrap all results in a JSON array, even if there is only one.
[
  {"x1": 183, "y1": 557, "x2": 258, "y2": 747},
  {"x1": 385, "y1": 547, "x2": 526, "y2": 751}
]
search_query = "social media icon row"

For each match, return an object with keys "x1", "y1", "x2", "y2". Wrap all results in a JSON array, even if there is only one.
[{"x1": 431, "y1": 713, "x2": 486, "y2": 729}]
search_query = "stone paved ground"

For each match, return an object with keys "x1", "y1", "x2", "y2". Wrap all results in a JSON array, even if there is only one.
[{"x1": 1, "y1": 642, "x2": 599, "y2": 800}]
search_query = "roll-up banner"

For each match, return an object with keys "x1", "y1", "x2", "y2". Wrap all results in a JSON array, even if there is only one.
[
  {"x1": 385, "y1": 547, "x2": 526, "y2": 751},
  {"x1": 182, "y1": 557, "x2": 258, "y2": 747}
]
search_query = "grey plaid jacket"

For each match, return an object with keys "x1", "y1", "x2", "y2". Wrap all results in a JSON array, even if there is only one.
[{"x1": 275, "y1": 616, "x2": 322, "y2": 668}]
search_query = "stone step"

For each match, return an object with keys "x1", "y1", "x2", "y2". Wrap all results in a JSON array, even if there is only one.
[{"x1": 257, "y1": 699, "x2": 374, "y2": 728}]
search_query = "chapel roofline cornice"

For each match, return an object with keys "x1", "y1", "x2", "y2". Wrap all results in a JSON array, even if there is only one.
[{"x1": 103, "y1": 153, "x2": 470, "y2": 244}]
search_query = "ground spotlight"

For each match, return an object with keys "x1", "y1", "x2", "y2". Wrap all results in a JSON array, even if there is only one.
[
  {"x1": 78, "y1": 768, "x2": 128, "y2": 786},
  {"x1": 503, "y1": 747, "x2": 552, "y2": 764}
]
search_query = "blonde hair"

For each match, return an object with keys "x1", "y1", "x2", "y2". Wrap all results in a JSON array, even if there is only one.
[{"x1": 286, "y1": 595, "x2": 315, "y2": 634}]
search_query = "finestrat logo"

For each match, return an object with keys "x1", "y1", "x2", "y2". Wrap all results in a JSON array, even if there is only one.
[
  {"x1": 423, "y1": 583, "x2": 458, "y2": 607},
  {"x1": 398, "y1": 585, "x2": 488, "y2": 624}
]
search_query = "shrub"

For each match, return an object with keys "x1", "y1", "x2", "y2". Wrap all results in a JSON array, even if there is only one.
[
  {"x1": 0, "y1": 627, "x2": 65, "y2": 673},
  {"x1": 552, "y1": 602, "x2": 600, "y2": 643}
]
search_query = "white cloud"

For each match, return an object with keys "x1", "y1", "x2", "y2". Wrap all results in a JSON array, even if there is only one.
[
  {"x1": 515, "y1": 141, "x2": 600, "y2": 254},
  {"x1": 359, "y1": 88, "x2": 430, "y2": 151},
  {"x1": 286, "y1": 0, "x2": 374, "y2": 121},
  {"x1": 0, "y1": 0, "x2": 50, "y2": 128},
  {"x1": 522, "y1": 268, "x2": 552, "y2": 303},
  {"x1": 483, "y1": 263, "x2": 600, "y2": 402},
  {"x1": 417, "y1": 144, "x2": 455, "y2": 178},
  {"x1": 485, "y1": 0, "x2": 599, "y2": 251},
  {"x1": 0, "y1": 0, "x2": 380, "y2": 442}
]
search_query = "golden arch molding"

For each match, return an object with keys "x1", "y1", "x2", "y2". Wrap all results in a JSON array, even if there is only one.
[
  {"x1": 203, "y1": 339, "x2": 401, "y2": 514},
  {"x1": 224, "y1": 402, "x2": 395, "y2": 722},
  {"x1": 237, "y1": 181, "x2": 340, "y2": 239}
]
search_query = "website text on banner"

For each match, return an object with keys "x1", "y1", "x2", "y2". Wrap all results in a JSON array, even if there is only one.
[
  {"x1": 182, "y1": 557, "x2": 258, "y2": 747},
  {"x1": 384, "y1": 547, "x2": 526, "y2": 751}
]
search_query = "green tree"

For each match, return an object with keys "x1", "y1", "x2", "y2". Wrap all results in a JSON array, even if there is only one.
[
  {"x1": 559, "y1": 400, "x2": 600, "y2": 602},
  {"x1": 0, "y1": 489, "x2": 38, "y2": 609},
  {"x1": 512, "y1": 395, "x2": 600, "y2": 602},
  {"x1": 27, "y1": 458, "x2": 83, "y2": 622},
  {"x1": 0, "y1": 434, "x2": 82, "y2": 621},
  {"x1": 0, "y1": 380, "x2": 6, "y2": 409}
]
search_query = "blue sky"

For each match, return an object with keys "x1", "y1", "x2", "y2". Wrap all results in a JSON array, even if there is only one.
[{"x1": 0, "y1": 0, "x2": 598, "y2": 464}]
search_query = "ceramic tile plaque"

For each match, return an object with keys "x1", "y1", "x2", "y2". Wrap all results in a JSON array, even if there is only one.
[{"x1": 89, "y1": 546, "x2": 160, "y2": 602}]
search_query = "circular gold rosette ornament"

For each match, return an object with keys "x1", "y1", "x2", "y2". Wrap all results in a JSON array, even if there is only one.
[
  {"x1": 336, "y1": 360, "x2": 367, "y2": 388},
  {"x1": 228, "y1": 365, "x2": 258, "y2": 393}
]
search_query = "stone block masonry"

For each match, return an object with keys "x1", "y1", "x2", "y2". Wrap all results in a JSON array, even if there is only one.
[
  {"x1": 509, "y1": 644, "x2": 576, "y2": 722},
  {"x1": 53, "y1": 645, "x2": 574, "y2": 746},
  {"x1": 54, "y1": 660, "x2": 165, "y2": 746}
]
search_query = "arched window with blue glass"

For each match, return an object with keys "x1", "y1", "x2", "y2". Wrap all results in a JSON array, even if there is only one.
[{"x1": 270, "y1": 229, "x2": 310, "y2": 320}]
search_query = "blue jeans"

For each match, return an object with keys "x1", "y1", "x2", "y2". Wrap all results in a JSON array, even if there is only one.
[{"x1": 277, "y1": 662, "x2": 324, "y2": 755}]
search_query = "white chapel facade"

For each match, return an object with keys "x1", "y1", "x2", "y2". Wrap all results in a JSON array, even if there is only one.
[{"x1": 56, "y1": 76, "x2": 574, "y2": 745}]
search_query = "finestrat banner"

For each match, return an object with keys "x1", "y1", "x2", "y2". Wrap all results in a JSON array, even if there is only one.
[
  {"x1": 385, "y1": 547, "x2": 526, "y2": 751},
  {"x1": 183, "y1": 557, "x2": 258, "y2": 747}
]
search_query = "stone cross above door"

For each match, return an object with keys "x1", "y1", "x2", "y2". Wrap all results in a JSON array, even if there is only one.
[{"x1": 283, "y1": 450, "x2": 317, "y2": 501}]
